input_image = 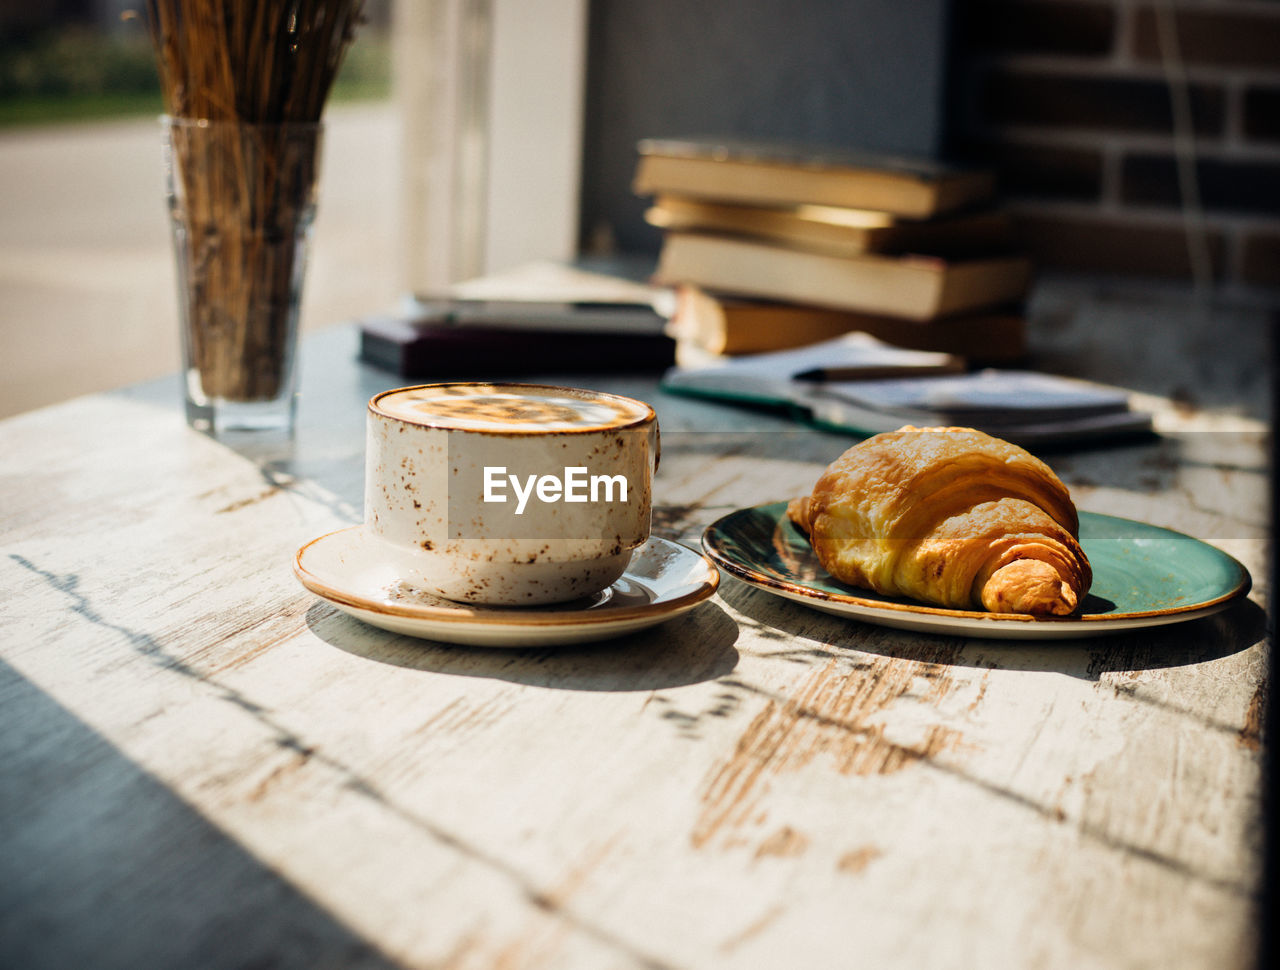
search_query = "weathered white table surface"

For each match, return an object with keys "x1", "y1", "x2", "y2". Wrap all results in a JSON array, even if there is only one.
[{"x1": 1, "y1": 286, "x2": 1272, "y2": 970}]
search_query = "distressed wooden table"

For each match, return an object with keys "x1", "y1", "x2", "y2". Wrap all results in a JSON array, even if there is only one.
[{"x1": 0, "y1": 285, "x2": 1271, "y2": 969}]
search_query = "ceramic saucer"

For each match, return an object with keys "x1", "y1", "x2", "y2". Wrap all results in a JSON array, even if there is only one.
[
  {"x1": 703, "y1": 502, "x2": 1250, "y2": 640},
  {"x1": 294, "y1": 528, "x2": 719, "y2": 647}
]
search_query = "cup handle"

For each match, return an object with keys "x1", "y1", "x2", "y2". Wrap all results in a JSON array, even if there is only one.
[{"x1": 650, "y1": 419, "x2": 661, "y2": 475}]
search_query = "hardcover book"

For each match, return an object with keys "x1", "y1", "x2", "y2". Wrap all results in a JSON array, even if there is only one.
[
  {"x1": 654, "y1": 233, "x2": 1032, "y2": 321},
  {"x1": 645, "y1": 195, "x2": 1015, "y2": 259},
  {"x1": 670, "y1": 285, "x2": 1027, "y2": 363},
  {"x1": 633, "y1": 138, "x2": 995, "y2": 218}
]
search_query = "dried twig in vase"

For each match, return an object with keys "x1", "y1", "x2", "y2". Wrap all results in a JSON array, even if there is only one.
[{"x1": 144, "y1": 0, "x2": 364, "y2": 402}]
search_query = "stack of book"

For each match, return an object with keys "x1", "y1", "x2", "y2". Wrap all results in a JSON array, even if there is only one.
[
  {"x1": 357, "y1": 262, "x2": 677, "y2": 377},
  {"x1": 633, "y1": 138, "x2": 1032, "y2": 364}
]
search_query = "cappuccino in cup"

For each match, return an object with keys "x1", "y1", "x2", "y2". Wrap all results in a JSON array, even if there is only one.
[
  {"x1": 375, "y1": 384, "x2": 650, "y2": 432},
  {"x1": 366, "y1": 383, "x2": 658, "y2": 605}
]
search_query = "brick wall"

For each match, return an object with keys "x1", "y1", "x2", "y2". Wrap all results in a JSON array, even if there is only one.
[{"x1": 951, "y1": 0, "x2": 1280, "y2": 292}]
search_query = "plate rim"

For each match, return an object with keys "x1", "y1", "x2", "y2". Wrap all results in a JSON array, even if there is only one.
[
  {"x1": 295, "y1": 528, "x2": 720, "y2": 627},
  {"x1": 701, "y1": 502, "x2": 1251, "y2": 626}
]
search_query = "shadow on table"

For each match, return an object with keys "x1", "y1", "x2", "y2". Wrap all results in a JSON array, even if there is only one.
[
  {"x1": 306, "y1": 600, "x2": 740, "y2": 691},
  {"x1": 718, "y1": 579, "x2": 1266, "y2": 679},
  {"x1": 0, "y1": 659, "x2": 399, "y2": 970}
]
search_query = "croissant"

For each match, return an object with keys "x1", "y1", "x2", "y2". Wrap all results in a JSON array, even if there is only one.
[{"x1": 787, "y1": 426, "x2": 1091, "y2": 615}]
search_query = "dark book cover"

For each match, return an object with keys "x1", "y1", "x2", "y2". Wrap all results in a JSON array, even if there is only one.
[{"x1": 359, "y1": 302, "x2": 676, "y2": 378}]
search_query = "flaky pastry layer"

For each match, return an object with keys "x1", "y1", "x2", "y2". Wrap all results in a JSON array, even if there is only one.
[{"x1": 788, "y1": 426, "x2": 1092, "y2": 615}]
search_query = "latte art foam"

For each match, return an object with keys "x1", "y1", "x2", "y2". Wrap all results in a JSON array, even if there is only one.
[{"x1": 375, "y1": 385, "x2": 651, "y2": 432}]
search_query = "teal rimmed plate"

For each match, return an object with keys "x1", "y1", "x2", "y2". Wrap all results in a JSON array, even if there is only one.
[{"x1": 702, "y1": 502, "x2": 1250, "y2": 640}]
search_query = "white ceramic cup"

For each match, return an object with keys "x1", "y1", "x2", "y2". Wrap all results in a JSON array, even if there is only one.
[{"x1": 365, "y1": 382, "x2": 659, "y2": 605}]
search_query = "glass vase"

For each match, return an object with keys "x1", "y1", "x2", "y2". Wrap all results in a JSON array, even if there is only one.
[{"x1": 163, "y1": 117, "x2": 323, "y2": 434}]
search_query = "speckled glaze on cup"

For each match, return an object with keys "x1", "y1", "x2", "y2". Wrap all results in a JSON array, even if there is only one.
[{"x1": 366, "y1": 383, "x2": 659, "y2": 605}]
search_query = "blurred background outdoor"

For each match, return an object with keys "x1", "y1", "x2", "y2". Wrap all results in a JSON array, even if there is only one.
[
  {"x1": 0, "y1": 0, "x2": 397, "y2": 418},
  {"x1": 1, "y1": 0, "x2": 1277, "y2": 419}
]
